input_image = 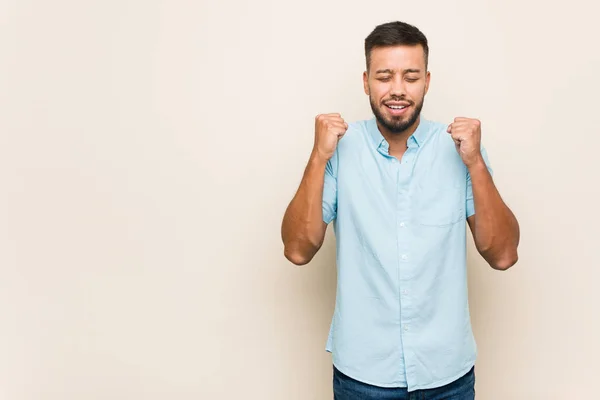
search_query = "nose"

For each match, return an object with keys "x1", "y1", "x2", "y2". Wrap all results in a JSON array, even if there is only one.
[{"x1": 389, "y1": 76, "x2": 406, "y2": 98}]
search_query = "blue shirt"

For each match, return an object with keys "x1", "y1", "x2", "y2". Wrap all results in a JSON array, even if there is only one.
[{"x1": 323, "y1": 116, "x2": 492, "y2": 391}]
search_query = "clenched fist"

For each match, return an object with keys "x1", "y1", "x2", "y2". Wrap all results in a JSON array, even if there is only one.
[
  {"x1": 313, "y1": 113, "x2": 348, "y2": 160},
  {"x1": 447, "y1": 117, "x2": 483, "y2": 167}
]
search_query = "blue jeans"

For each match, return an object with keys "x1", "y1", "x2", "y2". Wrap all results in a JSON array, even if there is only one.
[{"x1": 333, "y1": 365, "x2": 475, "y2": 400}]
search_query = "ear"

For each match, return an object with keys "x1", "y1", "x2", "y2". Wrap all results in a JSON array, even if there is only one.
[
  {"x1": 363, "y1": 71, "x2": 369, "y2": 96},
  {"x1": 424, "y1": 71, "x2": 431, "y2": 95}
]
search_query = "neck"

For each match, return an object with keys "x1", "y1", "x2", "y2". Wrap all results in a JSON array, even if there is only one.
[{"x1": 376, "y1": 115, "x2": 421, "y2": 154}]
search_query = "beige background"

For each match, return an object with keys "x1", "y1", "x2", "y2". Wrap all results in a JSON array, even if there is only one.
[{"x1": 1, "y1": 0, "x2": 599, "y2": 399}]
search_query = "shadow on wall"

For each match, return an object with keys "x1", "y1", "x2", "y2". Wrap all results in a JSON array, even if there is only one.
[
  {"x1": 275, "y1": 227, "x2": 338, "y2": 397},
  {"x1": 465, "y1": 238, "x2": 533, "y2": 392}
]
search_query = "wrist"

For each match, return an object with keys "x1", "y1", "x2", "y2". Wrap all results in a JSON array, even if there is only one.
[
  {"x1": 466, "y1": 154, "x2": 487, "y2": 173},
  {"x1": 310, "y1": 148, "x2": 331, "y2": 165}
]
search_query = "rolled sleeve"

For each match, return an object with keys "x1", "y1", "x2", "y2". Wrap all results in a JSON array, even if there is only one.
[
  {"x1": 466, "y1": 146, "x2": 493, "y2": 218},
  {"x1": 322, "y1": 149, "x2": 338, "y2": 224}
]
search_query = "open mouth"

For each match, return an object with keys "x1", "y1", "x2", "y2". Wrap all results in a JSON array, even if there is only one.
[{"x1": 385, "y1": 102, "x2": 411, "y2": 115}]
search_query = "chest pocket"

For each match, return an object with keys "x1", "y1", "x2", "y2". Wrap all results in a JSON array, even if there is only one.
[{"x1": 413, "y1": 181, "x2": 464, "y2": 227}]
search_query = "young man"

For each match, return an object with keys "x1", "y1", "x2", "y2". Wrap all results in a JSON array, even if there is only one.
[{"x1": 281, "y1": 21, "x2": 520, "y2": 399}]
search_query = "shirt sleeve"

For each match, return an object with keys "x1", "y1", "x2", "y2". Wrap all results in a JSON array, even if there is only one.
[
  {"x1": 466, "y1": 145, "x2": 493, "y2": 218},
  {"x1": 322, "y1": 149, "x2": 338, "y2": 224}
]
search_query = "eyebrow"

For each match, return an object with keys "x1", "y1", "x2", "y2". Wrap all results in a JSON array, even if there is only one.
[{"x1": 375, "y1": 68, "x2": 421, "y2": 74}]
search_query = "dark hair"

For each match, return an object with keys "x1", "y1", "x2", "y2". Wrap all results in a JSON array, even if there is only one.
[{"x1": 364, "y1": 21, "x2": 429, "y2": 71}]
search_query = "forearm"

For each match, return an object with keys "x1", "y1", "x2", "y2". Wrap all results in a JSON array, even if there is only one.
[
  {"x1": 469, "y1": 157, "x2": 520, "y2": 270},
  {"x1": 281, "y1": 151, "x2": 329, "y2": 265}
]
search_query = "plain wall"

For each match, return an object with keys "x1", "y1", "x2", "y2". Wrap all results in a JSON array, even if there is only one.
[{"x1": 1, "y1": 0, "x2": 599, "y2": 398}]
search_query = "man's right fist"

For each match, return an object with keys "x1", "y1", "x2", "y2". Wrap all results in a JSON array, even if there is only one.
[{"x1": 313, "y1": 113, "x2": 348, "y2": 160}]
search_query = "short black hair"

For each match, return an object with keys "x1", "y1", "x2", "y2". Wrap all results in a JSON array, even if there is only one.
[{"x1": 364, "y1": 21, "x2": 429, "y2": 71}]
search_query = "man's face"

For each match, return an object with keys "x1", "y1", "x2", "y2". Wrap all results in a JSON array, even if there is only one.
[{"x1": 363, "y1": 45, "x2": 430, "y2": 134}]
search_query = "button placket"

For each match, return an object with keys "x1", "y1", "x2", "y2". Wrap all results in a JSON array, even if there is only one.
[{"x1": 397, "y1": 145, "x2": 417, "y2": 382}]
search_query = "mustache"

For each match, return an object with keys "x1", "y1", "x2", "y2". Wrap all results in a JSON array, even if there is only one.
[{"x1": 383, "y1": 97, "x2": 413, "y2": 105}]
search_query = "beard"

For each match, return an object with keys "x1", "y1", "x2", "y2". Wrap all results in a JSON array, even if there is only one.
[{"x1": 369, "y1": 94, "x2": 424, "y2": 135}]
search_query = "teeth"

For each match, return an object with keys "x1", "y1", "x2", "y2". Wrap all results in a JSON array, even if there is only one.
[{"x1": 388, "y1": 105, "x2": 406, "y2": 110}]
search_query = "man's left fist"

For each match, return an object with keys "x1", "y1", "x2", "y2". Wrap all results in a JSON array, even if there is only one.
[{"x1": 447, "y1": 117, "x2": 482, "y2": 167}]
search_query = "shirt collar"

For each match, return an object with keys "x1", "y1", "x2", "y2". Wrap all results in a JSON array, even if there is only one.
[{"x1": 367, "y1": 116, "x2": 431, "y2": 153}]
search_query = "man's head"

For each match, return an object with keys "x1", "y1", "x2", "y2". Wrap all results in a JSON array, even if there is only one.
[{"x1": 363, "y1": 21, "x2": 430, "y2": 135}]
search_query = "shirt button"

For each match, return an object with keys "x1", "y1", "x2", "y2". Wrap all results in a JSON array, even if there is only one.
[
  {"x1": 404, "y1": 325, "x2": 409, "y2": 332},
  {"x1": 402, "y1": 289, "x2": 408, "y2": 296},
  {"x1": 401, "y1": 254, "x2": 408, "y2": 261},
  {"x1": 399, "y1": 222, "x2": 406, "y2": 227}
]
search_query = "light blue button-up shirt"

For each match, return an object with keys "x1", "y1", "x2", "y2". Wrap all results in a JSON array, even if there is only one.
[{"x1": 323, "y1": 116, "x2": 492, "y2": 391}]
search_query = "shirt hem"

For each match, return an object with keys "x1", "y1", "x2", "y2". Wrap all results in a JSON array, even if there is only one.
[
  {"x1": 408, "y1": 361, "x2": 476, "y2": 392},
  {"x1": 332, "y1": 361, "x2": 408, "y2": 388},
  {"x1": 331, "y1": 359, "x2": 476, "y2": 392}
]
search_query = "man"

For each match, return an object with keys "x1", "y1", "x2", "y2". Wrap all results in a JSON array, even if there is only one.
[{"x1": 281, "y1": 21, "x2": 520, "y2": 399}]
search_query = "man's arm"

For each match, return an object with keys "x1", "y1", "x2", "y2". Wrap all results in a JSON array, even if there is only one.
[
  {"x1": 281, "y1": 151, "x2": 329, "y2": 265},
  {"x1": 448, "y1": 117, "x2": 520, "y2": 270},
  {"x1": 466, "y1": 159, "x2": 520, "y2": 270},
  {"x1": 281, "y1": 113, "x2": 347, "y2": 266}
]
